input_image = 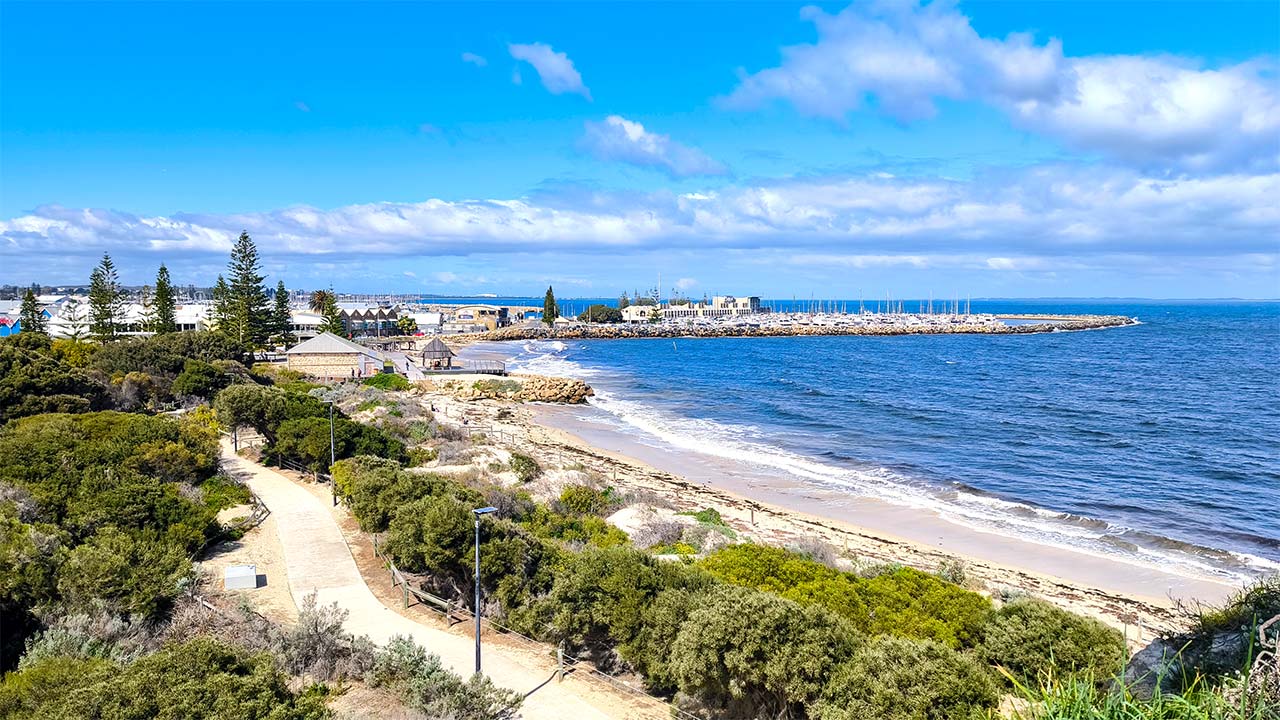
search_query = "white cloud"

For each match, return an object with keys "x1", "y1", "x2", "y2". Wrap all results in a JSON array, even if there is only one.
[
  {"x1": 580, "y1": 115, "x2": 726, "y2": 177},
  {"x1": 725, "y1": 1, "x2": 1279, "y2": 172},
  {"x1": 675, "y1": 277, "x2": 698, "y2": 290},
  {"x1": 508, "y1": 42, "x2": 591, "y2": 100},
  {"x1": 461, "y1": 51, "x2": 488, "y2": 67},
  {"x1": 2, "y1": 167, "x2": 1276, "y2": 283}
]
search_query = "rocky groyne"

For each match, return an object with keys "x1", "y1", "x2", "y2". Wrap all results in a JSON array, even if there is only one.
[
  {"x1": 417, "y1": 374, "x2": 594, "y2": 404},
  {"x1": 471, "y1": 314, "x2": 1137, "y2": 343}
]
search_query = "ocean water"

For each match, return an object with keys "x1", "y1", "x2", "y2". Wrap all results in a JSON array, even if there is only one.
[{"x1": 486, "y1": 300, "x2": 1280, "y2": 583}]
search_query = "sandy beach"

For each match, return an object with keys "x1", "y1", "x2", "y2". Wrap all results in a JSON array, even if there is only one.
[{"x1": 404, "y1": 371, "x2": 1249, "y2": 648}]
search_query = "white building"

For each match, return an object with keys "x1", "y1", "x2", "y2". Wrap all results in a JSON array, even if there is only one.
[{"x1": 621, "y1": 296, "x2": 763, "y2": 323}]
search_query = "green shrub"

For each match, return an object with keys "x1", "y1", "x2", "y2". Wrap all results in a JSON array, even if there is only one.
[
  {"x1": 679, "y1": 507, "x2": 726, "y2": 526},
  {"x1": 623, "y1": 587, "x2": 703, "y2": 694},
  {"x1": 56, "y1": 527, "x2": 191, "y2": 619},
  {"x1": 334, "y1": 456, "x2": 478, "y2": 532},
  {"x1": 516, "y1": 503, "x2": 628, "y2": 547},
  {"x1": 980, "y1": 597, "x2": 1126, "y2": 684},
  {"x1": 270, "y1": 416, "x2": 407, "y2": 472},
  {"x1": 509, "y1": 452, "x2": 541, "y2": 483},
  {"x1": 0, "y1": 338, "x2": 111, "y2": 423},
  {"x1": 0, "y1": 637, "x2": 327, "y2": 720},
  {"x1": 198, "y1": 475, "x2": 252, "y2": 510},
  {"x1": 669, "y1": 584, "x2": 860, "y2": 718},
  {"x1": 815, "y1": 635, "x2": 999, "y2": 720},
  {"x1": 650, "y1": 542, "x2": 699, "y2": 556},
  {"x1": 468, "y1": 379, "x2": 520, "y2": 397},
  {"x1": 171, "y1": 359, "x2": 231, "y2": 399},
  {"x1": 363, "y1": 373, "x2": 411, "y2": 391},
  {"x1": 520, "y1": 546, "x2": 696, "y2": 652},
  {"x1": 558, "y1": 485, "x2": 615, "y2": 516},
  {"x1": 408, "y1": 446, "x2": 438, "y2": 466},
  {"x1": 700, "y1": 545, "x2": 992, "y2": 649},
  {"x1": 368, "y1": 635, "x2": 522, "y2": 719}
]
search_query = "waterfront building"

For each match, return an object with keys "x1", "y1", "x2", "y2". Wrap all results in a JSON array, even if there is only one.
[
  {"x1": 451, "y1": 304, "x2": 509, "y2": 331},
  {"x1": 621, "y1": 295, "x2": 764, "y2": 323},
  {"x1": 337, "y1": 305, "x2": 400, "y2": 337},
  {"x1": 285, "y1": 332, "x2": 386, "y2": 379}
]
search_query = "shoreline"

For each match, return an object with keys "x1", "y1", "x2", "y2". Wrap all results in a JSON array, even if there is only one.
[
  {"x1": 531, "y1": 405, "x2": 1242, "y2": 602},
  {"x1": 408, "y1": 376, "x2": 1243, "y2": 645}
]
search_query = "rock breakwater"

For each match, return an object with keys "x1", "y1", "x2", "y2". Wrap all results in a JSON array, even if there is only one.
[{"x1": 474, "y1": 314, "x2": 1137, "y2": 342}]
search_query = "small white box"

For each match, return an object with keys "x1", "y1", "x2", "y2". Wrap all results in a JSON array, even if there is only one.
[{"x1": 224, "y1": 564, "x2": 258, "y2": 590}]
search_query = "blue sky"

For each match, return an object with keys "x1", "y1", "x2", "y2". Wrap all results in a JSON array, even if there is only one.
[{"x1": 2, "y1": 0, "x2": 1278, "y2": 298}]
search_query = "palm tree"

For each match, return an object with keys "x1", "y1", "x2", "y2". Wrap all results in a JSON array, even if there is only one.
[{"x1": 308, "y1": 289, "x2": 331, "y2": 313}]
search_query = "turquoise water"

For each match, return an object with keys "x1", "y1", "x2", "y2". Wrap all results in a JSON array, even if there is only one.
[{"x1": 490, "y1": 300, "x2": 1280, "y2": 582}]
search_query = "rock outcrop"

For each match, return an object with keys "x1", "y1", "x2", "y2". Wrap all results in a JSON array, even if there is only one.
[{"x1": 420, "y1": 374, "x2": 593, "y2": 404}]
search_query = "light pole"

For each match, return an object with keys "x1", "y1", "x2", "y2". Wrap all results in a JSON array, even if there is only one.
[
  {"x1": 327, "y1": 400, "x2": 336, "y2": 507},
  {"x1": 472, "y1": 506, "x2": 497, "y2": 674}
]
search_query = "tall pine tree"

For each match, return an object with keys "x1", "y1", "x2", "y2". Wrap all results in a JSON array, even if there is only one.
[
  {"x1": 210, "y1": 275, "x2": 235, "y2": 333},
  {"x1": 226, "y1": 231, "x2": 269, "y2": 349},
  {"x1": 543, "y1": 286, "x2": 558, "y2": 326},
  {"x1": 150, "y1": 264, "x2": 177, "y2": 334},
  {"x1": 19, "y1": 289, "x2": 47, "y2": 335},
  {"x1": 88, "y1": 252, "x2": 123, "y2": 342},
  {"x1": 270, "y1": 281, "x2": 296, "y2": 346}
]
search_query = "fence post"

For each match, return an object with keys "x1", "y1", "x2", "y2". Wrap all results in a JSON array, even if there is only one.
[
  {"x1": 402, "y1": 580, "x2": 409, "y2": 609},
  {"x1": 557, "y1": 644, "x2": 565, "y2": 682}
]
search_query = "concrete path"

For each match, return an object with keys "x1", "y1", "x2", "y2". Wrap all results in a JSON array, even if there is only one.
[{"x1": 219, "y1": 442, "x2": 646, "y2": 720}]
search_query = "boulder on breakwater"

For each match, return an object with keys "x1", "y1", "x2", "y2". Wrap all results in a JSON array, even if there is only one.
[
  {"x1": 419, "y1": 374, "x2": 594, "y2": 404},
  {"x1": 477, "y1": 314, "x2": 1137, "y2": 343}
]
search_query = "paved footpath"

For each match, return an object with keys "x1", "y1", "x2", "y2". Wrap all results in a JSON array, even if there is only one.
[{"x1": 219, "y1": 442, "x2": 648, "y2": 720}]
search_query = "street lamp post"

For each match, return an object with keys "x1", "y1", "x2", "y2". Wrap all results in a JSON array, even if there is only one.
[
  {"x1": 472, "y1": 506, "x2": 497, "y2": 675},
  {"x1": 327, "y1": 400, "x2": 336, "y2": 507}
]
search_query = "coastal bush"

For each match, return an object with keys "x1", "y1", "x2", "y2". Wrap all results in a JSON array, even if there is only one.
[
  {"x1": 0, "y1": 637, "x2": 329, "y2": 720},
  {"x1": 383, "y1": 492, "x2": 561, "y2": 614},
  {"x1": 623, "y1": 587, "x2": 704, "y2": 693},
  {"x1": 335, "y1": 456, "x2": 479, "y2": 532},
  {"x1": 90, "y1": 332, "x2": 245, "y2": 380},
  {"x1": 0, "y1": 336, "x2": 110, "y2": 423},
  {"x1": 679, "y1": 507, "x2": 738, "y2": 540},
  {"x1": 171, "y1": 359, "x2": 231, "y2": 400},
  {"x1": 213, "y1": 384, "x2": 336, "y2": 443},
  {"x1": 668, "y1": 585, "x2": 860, "y2": 718},
  {"x1": 700, "y1": 544, "x2": 992, "y2": 648},
  {"x1": 269, "y1": 416, "x2": 408, "y2": 472},
  {"x1": 0, "y1": 411, "x2": 219, "y2": 530},
  {"x1": 980, "y1": 597, "x2": 1126, "y2": 684},
  {"x1": 363, "y1": 373, "x2": 411, "y2": 391},
  {"x1": 0, "y1": 411, "x2": 227, "y2": 662},
  {"x1": 519, "y1": 546, "x2": 705, "y2": 656},
  {"x1": 557, "y1": 485, "x2": 620, "y2": 516},
  {"x1": 56, "y1": 527, "x2": 192, "y2": 619},
  {"x1": 509, "y1": 452, "x2": 541, "y2": 482},
  {"x1": 516, "y1": 502, "x2": 628, "y2": 547},
  {"x1": 49, "y1": 338, "x2": 97, "y2": 368},
  {"x1": 814, "y1": 635, "x2": 999, "y2": 720},
  {"x1": 368, "y1": 635, "x2": 522, "y2": 720},
  {"x1": 0, "y1": 506, "x2": 66, "y2": 667}
]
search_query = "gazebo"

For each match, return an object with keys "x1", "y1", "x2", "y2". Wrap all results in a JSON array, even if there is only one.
[{"x1": 420, "y1": 337, "x2": 456, "y2": 369}]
